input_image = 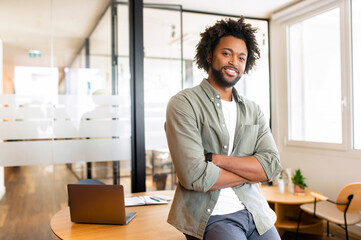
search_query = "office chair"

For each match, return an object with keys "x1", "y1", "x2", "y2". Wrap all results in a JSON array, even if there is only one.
[{"x1": 296, "y1": 182, "x2": 361, "y2": 240}]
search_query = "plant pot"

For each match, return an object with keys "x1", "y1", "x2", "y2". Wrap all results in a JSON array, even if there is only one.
[{"x1": 294, "y1": 184, "x2": 304, "y2": 193}]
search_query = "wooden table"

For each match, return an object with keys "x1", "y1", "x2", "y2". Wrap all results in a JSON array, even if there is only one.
[
  {"x1": 51, "y1": 190, "x2": 184, "y2": 240},
  {"x1": 261, "y1": 185, "x2": 323, "y2": 236}
]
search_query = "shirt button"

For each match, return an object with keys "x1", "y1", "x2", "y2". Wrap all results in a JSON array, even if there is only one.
[
  {"x1": 224, "y1": 145, "x2": 228, "y2": 149},
  {"x1": 207, "y1": 209, "x2": 211, "y2": 213},
  {"x1": 211, "y1": 97, "x2": 214, "y2": 101},
  {"x1": 216, "y1": 103, "x2": 220, "y2": 107},
  {"x1": 222, "y1": 124, "x2": 226, "y2": 128},
  {"x1": 216, "y1": 95, "x2": 220, "y2": 99}
]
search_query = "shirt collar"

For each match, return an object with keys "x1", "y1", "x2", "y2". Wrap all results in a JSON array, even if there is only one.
[{"x1": 200, "y1": 78, "x2": 243, "y2": 103}]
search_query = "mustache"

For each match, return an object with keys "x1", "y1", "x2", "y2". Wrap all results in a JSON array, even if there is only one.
[{"x1": 221, "y1": 66, "x2": 240, "y2": 74}]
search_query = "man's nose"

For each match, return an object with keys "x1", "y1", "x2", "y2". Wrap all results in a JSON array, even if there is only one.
[{"x1": 228, "y1": 56, "x2": 237, "y2": 66}]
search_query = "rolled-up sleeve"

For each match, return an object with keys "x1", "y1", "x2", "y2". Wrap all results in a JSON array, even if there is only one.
[
  {"x1": 166, "y1": 94, "x2": 220, "y2": 192},
  {"x1": 253, "y1": 106, "x2": 282, "y2": 181}
]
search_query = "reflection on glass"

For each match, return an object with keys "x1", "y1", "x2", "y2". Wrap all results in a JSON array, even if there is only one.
[
  {"x1": 116, "y1": 3, "x2": 132, "y2": 191},
  {"x1": 89, "y1": 8, "x2": 112, "y2": 95},
  {"x1": 288, "y1": 8, "x2": 342, "y2": 143},
  {"x1": 352, "y1": 0, "x2": 361, "y2": 149},
  {"x1": 64, "y1": 68, "x2": 106, "y2": 95},
  {"x1": 14, "y1": 66, "x2": 59, "y2": 96}
]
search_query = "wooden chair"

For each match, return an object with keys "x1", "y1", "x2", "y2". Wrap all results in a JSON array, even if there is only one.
[{"x1": 296, "y1": 182, "x2": 361, "y2": 240}]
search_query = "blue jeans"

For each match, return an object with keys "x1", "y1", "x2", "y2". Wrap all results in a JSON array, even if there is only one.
[{"x1": 185, "y1": 209, "x2": 281, "y2": 240}]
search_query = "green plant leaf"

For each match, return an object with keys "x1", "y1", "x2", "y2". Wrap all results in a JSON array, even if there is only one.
[{"x1": 291, "y1": 169, "x2": 308, "y2": 189}]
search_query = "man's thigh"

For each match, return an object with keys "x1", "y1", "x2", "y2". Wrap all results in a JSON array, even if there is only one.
[
  {"x1": 248, "y1": 226, "x2": 280, "y2": 240},
  {"x1": 203, "y1": 210, "x2": 280, "y2": 240},
  {"x1": 203, "y1": 215, "x2": 247, "y2": 240},
  {"x1": 203, "y1": 211, "x2": 248, "y2": 240}
]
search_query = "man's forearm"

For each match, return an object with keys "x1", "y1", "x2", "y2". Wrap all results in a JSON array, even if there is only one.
[
  {"x1": 209, "y1": 168, "x2": 257, "y2": 191},
  {"x1": 212, "y1": 154, "x2": 268, "y2": 182}
]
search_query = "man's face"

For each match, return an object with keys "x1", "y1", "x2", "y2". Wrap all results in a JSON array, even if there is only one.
[{"x1": 208, "y1": 36, "x2": 248, "y2": 88}]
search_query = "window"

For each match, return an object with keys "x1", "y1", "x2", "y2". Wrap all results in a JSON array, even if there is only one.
[
  {"x1": 352, "y1": 0, "x2": 361, "y2": 149},
  {"x1": 279, "y1": 0, "x2": 361, "y2": 154},
  {"x1": 288, "y1": 8, "x2": 343, "y2": 144}
]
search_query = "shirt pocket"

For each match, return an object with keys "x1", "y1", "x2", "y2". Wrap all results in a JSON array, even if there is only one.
[{"x1": 235, "y1": 124, "x2": 259, "y2": 156}]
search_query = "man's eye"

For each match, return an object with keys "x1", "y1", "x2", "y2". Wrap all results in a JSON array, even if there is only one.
[{"x1": 223, "y1": 52, "x2": 230, "y2": 56}]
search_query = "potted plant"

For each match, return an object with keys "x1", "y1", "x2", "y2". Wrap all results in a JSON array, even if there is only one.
[{"x1": 291, "y1": 169, "x2": 308, "y2": 193}]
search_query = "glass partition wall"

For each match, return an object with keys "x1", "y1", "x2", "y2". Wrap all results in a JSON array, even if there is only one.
[
  {"x1": 65, "y1": 2, "x2": 132, "y2": 188},
  {"x1": 143, "y1": 7, "x2": 271, "y2": 191},
  {"x1": 0, "y1": 1, "x2": 130, "y2": 239},
  {"x1": 0, "y1": 1, "x2": 271, "y2": 193},
  {"x1": 0, "y1": 1, "x2": 270, "y2": 238},
  {"x1": 143, "y1": 5, "x2": 182, "y2": 191}
]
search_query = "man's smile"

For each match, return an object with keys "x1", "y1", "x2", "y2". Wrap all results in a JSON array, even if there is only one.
[{"x1": 222, "y1": 66, "x2": 240, "y2": 77}]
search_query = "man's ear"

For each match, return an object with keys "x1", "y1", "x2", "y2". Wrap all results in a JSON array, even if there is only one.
[{"x1": 207, "y1": 53, "x2": 212, "y2": 63}]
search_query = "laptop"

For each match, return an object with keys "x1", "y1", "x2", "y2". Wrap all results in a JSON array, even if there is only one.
[{"x1": 67, "y1": 184, "x2": 137, "y2": 225}]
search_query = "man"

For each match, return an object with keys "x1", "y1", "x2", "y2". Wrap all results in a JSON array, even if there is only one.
[{"x1": 165, "y1": 17, "x2": 282, "y2": 240}]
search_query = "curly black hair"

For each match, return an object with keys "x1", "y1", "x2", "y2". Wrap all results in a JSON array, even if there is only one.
[{"x1": 195, "y1": 16, "x2": 260, "y2": 74}]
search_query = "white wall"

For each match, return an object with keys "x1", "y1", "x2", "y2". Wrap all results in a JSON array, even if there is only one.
[
  {"x1": 276, "y1": 150, "x2": 361, "y2": 200},
  {"x1": 270, "y1": 0, "x2": 361, "y2": 201},
  {"x1": 0, "y1": 167, "x2": 3, "y2": 199},
  {"x1": 0, "y1": 38, "x2": 5, "y2": 199}
]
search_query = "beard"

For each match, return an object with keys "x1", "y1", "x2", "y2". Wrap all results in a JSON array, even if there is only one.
[{"x1": 211, "y1": 65, "x2": 241, "y2": 88}]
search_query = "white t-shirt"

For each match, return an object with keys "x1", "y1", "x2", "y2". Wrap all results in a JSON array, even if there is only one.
[{"x1": 211, "y1": 97, "x2": 245, "y2": 215}]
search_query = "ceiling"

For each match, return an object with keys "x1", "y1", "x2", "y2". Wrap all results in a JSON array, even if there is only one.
[
  {"x1": 0, "y1": 0, "x2": 300, "y2": 78},
  {"x1": 0, "y1": 0, "x2": 111, "y2": 70},
  {"x1": 144, "y1": 0, "x2": 300, "y2": 18}
]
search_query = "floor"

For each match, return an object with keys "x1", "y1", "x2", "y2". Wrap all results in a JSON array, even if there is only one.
[
  {"x1": 0, "y1": 163, "x2": 176, "y2": 240},
  {"x1": 0, "y1": 164, "x2": 360, "y2": 240},
  {"x1": 0, "y1": 165, "x2": 72, "y2": 240},
  {"x1": 282, "y1": 230, "x2": 361, "y2": 240}
]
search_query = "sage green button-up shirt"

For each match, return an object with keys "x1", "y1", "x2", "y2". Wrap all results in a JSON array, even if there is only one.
[{"x1": 165, "y1": 79, "x2": 282, "y2": 239}]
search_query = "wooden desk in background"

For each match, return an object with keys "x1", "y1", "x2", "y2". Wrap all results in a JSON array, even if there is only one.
[
  {"x1": 261, "y1": 185, "x2": 323, "y2": 236},
  {"x1": 50, "y1": 190, "x2": 184, "y2": 240}
]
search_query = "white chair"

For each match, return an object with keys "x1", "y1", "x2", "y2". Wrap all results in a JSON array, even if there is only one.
[{"x1": 296, "y1": 182, "x2": 361, "y2": 240}]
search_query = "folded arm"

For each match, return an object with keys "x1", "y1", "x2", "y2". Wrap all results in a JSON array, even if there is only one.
[
  {"x1": 212, "y1": 154, "x2": 268, "y2": 182},
  {"x1": 212, "y1": 105, "x2": 282, "y2": 183},
  {"x1": 209, "y1": 167, "x2": 259, "y2": 191},
  {"x1": 166, "y1": 94, "x2": 281, "y2": 193}
]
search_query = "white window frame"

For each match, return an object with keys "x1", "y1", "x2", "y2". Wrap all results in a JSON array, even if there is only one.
[{"x1": 271, "y1": 0, "x2": 361, "y2": 158}]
